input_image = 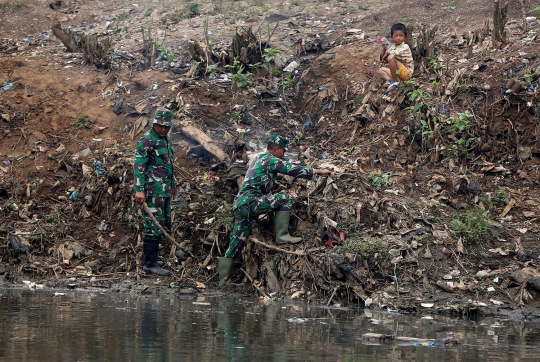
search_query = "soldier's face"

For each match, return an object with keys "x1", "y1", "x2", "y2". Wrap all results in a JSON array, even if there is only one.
[
  {"x1": 271, "y1": 146, "x2": 285, "y2": 159},
  {"x1": 153, "y1": 124, "x2": 171, "y2": 137}
]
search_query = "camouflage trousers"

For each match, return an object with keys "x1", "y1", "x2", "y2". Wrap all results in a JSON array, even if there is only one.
[
  {"x1": 143, "y1": 196, "x2": 171, "y2": 239},
  {"x1": 224, "y1": 193, "x2": 293, "y2": 258}
]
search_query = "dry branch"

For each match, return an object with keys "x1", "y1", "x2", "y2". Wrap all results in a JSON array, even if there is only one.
[
  {"x1": 493, "y1": 0, "x2": 509, "y2": 48},
  {"x1": 142, "y1": 202, "x2": 194, "y2": 257},
  {"x1": 51, "y1": 23, "x2": 78, "y2": 52},
  {"x1": 250, "y1": 237, "x2": 307, "y2": 255}
]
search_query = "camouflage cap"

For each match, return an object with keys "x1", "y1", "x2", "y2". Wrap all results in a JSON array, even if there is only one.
[
  {"x1": 150, "y1": 107, "x2": 174, "y2": 127},
  {"x1": 268, "y1": 134, "x2": 290, "y2": 151}
]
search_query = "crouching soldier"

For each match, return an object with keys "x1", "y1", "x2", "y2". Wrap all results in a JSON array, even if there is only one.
[{"x1": 218, "y1": 135, "x2": 332, "y2": 286}]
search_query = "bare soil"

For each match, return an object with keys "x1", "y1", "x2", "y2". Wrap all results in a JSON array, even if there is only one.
[{"x1": 1, "y1": 0, "x2": 540, "y2": 319}]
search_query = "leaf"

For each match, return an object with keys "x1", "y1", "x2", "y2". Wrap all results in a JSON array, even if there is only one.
[{"x1": 130, "y1": 117, "x2": 148, "y2": 140}]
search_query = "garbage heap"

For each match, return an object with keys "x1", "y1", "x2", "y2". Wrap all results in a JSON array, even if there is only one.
[{"x1": 1, "y1": 13, "x2": 540, "y2": 313}]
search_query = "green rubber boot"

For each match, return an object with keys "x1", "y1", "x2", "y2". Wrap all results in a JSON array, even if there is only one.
[
  {"x1": 275, "y1": 211, "x2": 302, "y2": 245},
  {"x1": 218, "y1": 257, "x2": 234, "y2": 287}
]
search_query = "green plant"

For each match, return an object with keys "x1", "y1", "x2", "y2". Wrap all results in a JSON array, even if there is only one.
[
  {"x1": 230, "y1": 68, "x2": 253, "y2": 88},
  {"x1": 341, "y1": 239, "x2": 386, "y2": 257},
  {"x1": 156, "y1": 44, "x2": 174, "y2": 63},
  {"x1": 9, "y1": 0, "x2": 22, "y2": 7},
  {"x1": 358, "y1": 3, "x2": 369, "y2": 10},
  {"x1": 262, "y1": 48, "x2": 281, "y2": 63},
  {"x1": 446, "y1": 1, "x2": 456, "y2": 10},
  {"x1": 446, "y1": 112, "x2": 472, "y2": 134},
  {"x1": 429, "y1": 59, "x2": 441, "y2": 71},
  {"x1": 400, "y1": 16, "x2": 409, "y2": 25},
  {"x1": 270, "y1": 68, "x2": 282, "y2": 76},
  {"x1": 523, "y1": 69, "x2": 533, "y2": 84},
  {"x1": 492, "y1": 187, "x2": 509, "y2": 208},
  {"x1": 408, "y1": 88, "x2": 430, "y2": 102},
  {"x1": 206, "y1": 64, "x2": 219, "y2": 74},
  {"x1": 185, "y1": 2, "x2": 201, "y2": 18},
  {"x1": 282, "y1": 74, "x2": 294, "y2": 89},
  {"x1": 144, "y1": 8, "x2": 153, "y2": 16},
  {"x1": 369, "y1": 173, "x2": 390, "y2": 189},
  {"x1": 419, "y1": 119, "x2": 434, "y2": 140},
  {"x1": 225, "y1": 58, "x2": 241, "y2": 72},
  {"x1": 451, "y1": 207, "x2": 490, "y2": 244},
  {"x1": 202, "y1": 18, "x2": 214, "y2": 47},
  {"x1": 533, "y1": 6, "x2": 540, "y2": 19},
  {"x1": 73, "y1": 115, "x2": 94, "y2": 128}
]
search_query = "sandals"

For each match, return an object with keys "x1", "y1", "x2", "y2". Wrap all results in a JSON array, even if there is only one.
[{"x1": 386, "y1": 81, "x2": 399, "y2": 92}]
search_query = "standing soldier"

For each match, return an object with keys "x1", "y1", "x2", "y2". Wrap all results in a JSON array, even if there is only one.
[
  {"x1": 133, "y1": 108, "x2": 177, "y2": 276},
  {"x1": 218, "y1": 135, "x2": 332, "y2": 286}
]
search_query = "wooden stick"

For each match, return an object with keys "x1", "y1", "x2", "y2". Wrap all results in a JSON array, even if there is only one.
[
  {"x1": 250, "y1": 237, "x2": 307, "y2": 256},
  {"x1": 327, "y1": 286, "x2": 338, "y2": 306},
  {"x1": 142, "y1": 202, "x2": 194, "y2": 257},
  {"x1": 241, "y1": 268, "x2": 269, "y2": 298}
]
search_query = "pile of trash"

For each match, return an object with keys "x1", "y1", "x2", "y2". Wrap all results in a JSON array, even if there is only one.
[{"x1": 1, "y1": 3, "x2": 540, "y2": 316}]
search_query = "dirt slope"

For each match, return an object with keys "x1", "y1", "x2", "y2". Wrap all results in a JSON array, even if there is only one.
[{"x1": 1, "y1": 0, "x2": 540, "y2": 318}]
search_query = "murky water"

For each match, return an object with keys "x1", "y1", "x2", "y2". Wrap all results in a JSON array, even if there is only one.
[{"x1": 1, "y1": 288, "x2": 539, "y2": 361}]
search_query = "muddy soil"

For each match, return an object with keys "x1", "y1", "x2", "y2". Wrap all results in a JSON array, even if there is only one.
[{"x1": 1, "y1": 0, "x2": 540, "y2": 319}]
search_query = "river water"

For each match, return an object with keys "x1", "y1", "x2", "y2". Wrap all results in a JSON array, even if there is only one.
[{"x1": 1, "y1": 288, "x2": 539, "y2": 361}]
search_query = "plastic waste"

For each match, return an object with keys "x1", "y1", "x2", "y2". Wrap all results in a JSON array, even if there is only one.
[
  {"x1": 302, "y1": 112, "x2": 313, "y2": 128},
  {"x1": 69, "y1": 189, "x2": 78, "y2": 201},
  {"x1": 95, "y1": 161, "x2": 106, "y2": 175},
  {"x1": 283, "y1": 61, "x2": 299, "y2": 72}
]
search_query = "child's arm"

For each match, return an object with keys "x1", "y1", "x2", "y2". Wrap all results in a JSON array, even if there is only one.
[{"x1": 381, "y1": 48, "x2": 387, "y2": 62}]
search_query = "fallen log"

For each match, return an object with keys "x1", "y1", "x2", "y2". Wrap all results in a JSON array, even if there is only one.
[
  {"x1": 179, "y1": 125, "x2": 228, "y2": 162},
  {"x1": 361, "y1": 333, "x2": 459, "y2": 346}
]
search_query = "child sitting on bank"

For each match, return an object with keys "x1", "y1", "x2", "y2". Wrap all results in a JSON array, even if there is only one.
[{"x1": 378, "y1": 23, "x2": 414, "y2": 92}]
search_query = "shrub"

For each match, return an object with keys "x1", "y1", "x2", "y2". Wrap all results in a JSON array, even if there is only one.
[{"x1": 451, "y1": 207, "x2": 489, "y2": 244}]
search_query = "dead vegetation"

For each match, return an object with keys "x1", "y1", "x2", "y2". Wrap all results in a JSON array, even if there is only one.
[{"x1": 1, "y1": 0, "x2": 540, "y2": 316}]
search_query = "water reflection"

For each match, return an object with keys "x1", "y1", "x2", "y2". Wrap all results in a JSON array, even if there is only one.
[{"x1": 0, "y1": 288, "x2": 539, "y2": 361}]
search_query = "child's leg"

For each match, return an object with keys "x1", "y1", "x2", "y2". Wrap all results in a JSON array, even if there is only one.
[
  {"x1": 387, "y1": 56, "x2": 404, "y2": 82},
  {"x1": 378, "y1": 67, "x2": 392, "y2": 81}
]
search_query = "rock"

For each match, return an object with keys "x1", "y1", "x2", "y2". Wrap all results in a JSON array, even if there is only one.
[
  {"x1": 175, "y1": 249, "x2": 187, "y2": 260},
  {"x1": 9, "y1": 233, "x2": 28, "y2": 253},
  {"x1": 468, "y1": 177, "x2": 482, "y2": 195},
  {"x1": 510, "y1": 268, "x2": 540, "y2": 292},
  {"x1": 188, "y1": 202, "x2": 201, "y2": 211}
]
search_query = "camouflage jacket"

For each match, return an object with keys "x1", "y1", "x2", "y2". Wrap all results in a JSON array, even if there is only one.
[
  {"x1": 234, "y1": 152, "x2": 313, "y2": 208},
  {"x1": 133, "y1": 128, "x2": 176, "y2": 197}
]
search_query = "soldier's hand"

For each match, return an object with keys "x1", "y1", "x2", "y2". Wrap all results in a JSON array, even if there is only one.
[
  {"x1": 314, "y1": 169, "x2": 333, "y2": 177},
  {"x1": 134, "y1": 192, "x2": 146, "y2": 204}
]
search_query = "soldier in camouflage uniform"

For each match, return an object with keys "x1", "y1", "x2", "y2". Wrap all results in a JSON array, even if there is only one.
[
  {"x1": 133, "y1": 108, "x2": 177, "y2": 276},
  {"x1": 218, "y1": 135, "x2": 332, "y2": 286}
]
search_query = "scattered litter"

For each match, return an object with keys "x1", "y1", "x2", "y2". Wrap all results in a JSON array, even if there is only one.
[
  {"x1": 95, "y1": 161, "x2": 106, "y2": 175},
  {"x1": 0, "y1": 82, "x2": 13, "y2": 93},
  {"x1": 283, "y1": 61, "x2": 299, "y2": 72}
]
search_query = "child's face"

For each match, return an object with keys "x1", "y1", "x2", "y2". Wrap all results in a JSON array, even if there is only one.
[{"x1": 392, "y1": 30, "x2": 406, "y2": 45}]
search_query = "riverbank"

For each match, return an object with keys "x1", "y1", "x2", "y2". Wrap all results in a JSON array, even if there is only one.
[{"x1": 1, "y1": 0, "x2": 539, "y2": 318}]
